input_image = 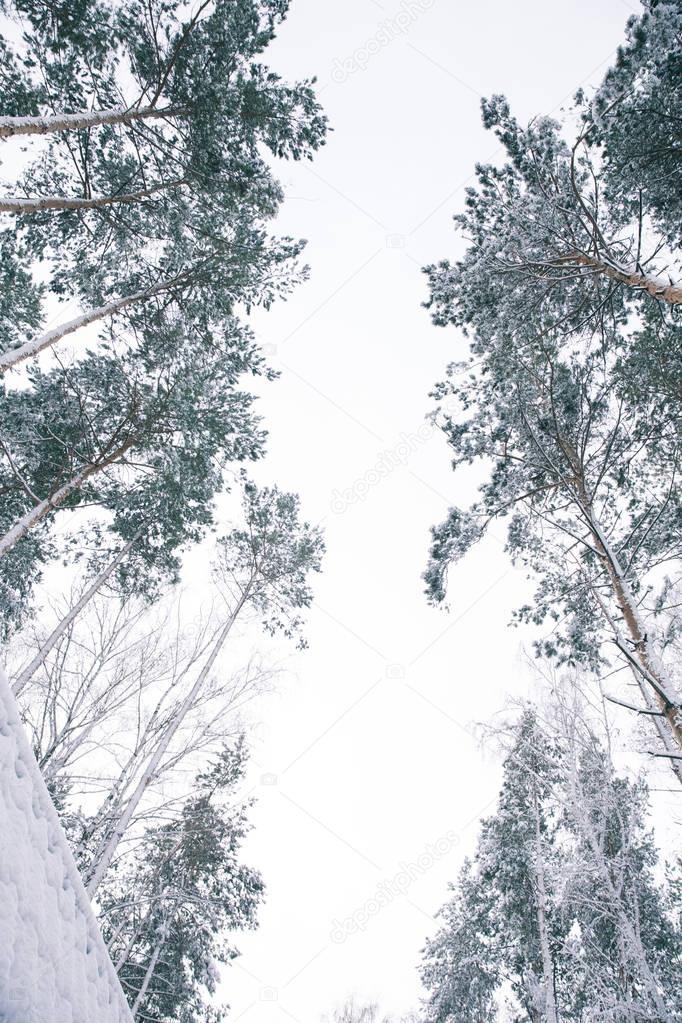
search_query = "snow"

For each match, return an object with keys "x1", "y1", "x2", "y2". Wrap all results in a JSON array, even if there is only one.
[{"x1": 0, "y1": 667, "x2": 132, "y2": 1023}]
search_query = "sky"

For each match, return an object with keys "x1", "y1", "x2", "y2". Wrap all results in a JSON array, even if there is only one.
[{"x1": 202, "y1": 2, "x2": 643, "y2": 1020}]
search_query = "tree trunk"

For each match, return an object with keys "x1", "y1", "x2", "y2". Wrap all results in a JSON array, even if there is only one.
[
  {"x1": 114, "y1": 866, "x2": 180, "y2": 974},
  {"x1": 130, "y1": 939, "x2": 163, "y2": 1018},
  {"x1": 0, "y1": 179, "x2": 186, "y2": 214},
  {"x1": 76, "y1": 619, "x2": 219, "y2": 865},
  {"x1": 12, "y1": 531, "x2": 142, "y2": 696},
  {"x1": 0, "y1": 435, "x2": 135, "y2": 559},
  {"x1": 0, "y1": 271, "x2": 190, "y2": 373},
  {"x1": 565, "y1": 456, "x2": 682, "y2": 770},
  {"x1": 76, "y1": 688, "x2": 180, "y2": 863},
  {"x1": 0, "y1": 104, "x2": 188, "y2": 139},
  {"x1": 638, "y1": 682, "x2": 682, "y2": 785},
  {"x1": 84, "y1": 589, "x2": 250, "y2": 897},
  {"x1": 531, "y1": 783, "x2": 559, "y2": 1023},
  {"x1": 570, "y1": 779, "x2": 673, "y2": 1022},
  {"x1": 588, "y1": 515, "x2": 682, "y2": 752},
  {"x1": 567, "y1": 251, "x2": 682, "y2": 306}
]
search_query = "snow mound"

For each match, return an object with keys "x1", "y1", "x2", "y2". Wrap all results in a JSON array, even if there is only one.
[{"x1": 0, "y1": 668, "x2": 132, "y2": 1023}]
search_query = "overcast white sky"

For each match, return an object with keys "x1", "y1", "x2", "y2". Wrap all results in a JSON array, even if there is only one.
[{"x1": 213, "y1": 2, "x2": 642, "y2": 1021}]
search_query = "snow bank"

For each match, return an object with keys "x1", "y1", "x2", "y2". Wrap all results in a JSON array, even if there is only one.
[{"x1": 0, "y1": 667, "x2": 132, "y2": 1023}]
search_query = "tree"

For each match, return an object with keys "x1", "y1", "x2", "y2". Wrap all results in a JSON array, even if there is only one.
[
  {"x1": 0, "y1": 0, "x2": 326, "y2": 369},
  {"x1": 322, "y1": 999, "x2": 396, "y2": 1023},
  {"x1": 12, "y1": 476, "x2": 323, "y2": 1016},
  {"x1": 0, "y1": 0, "x2": 327, "y2": 638},
  {"x1": 0, "y1": 335, "x2": 265, "y2": 637},
  {"x1": 423, "y1": 313, "x2": 682, "y2": 774},
  {"x1": 420, "y1": 858, "x2": 499, "y2": 1023},
  {"x1": 419, "y1": 701, "x2": 681, "y2": 1022},
  {"x1": 101, "y1": 738, "x2": 265, "y2": 1022},
  {"x1": 561, "y1": 749, "x2": 677, "y2": 1021},
  {"x1": 590, "y1": 1, "x2": 682, "y2": 248},
  {"x1": 422, "y1": 709, "x2": 564, "y2": 1023},
  {"x1": 80, "y1": 480, "x2": 323, "y2": 896},
  {"x1": 421, "y1": 8, "x2": 682, "y2": 776},
  {"x1": 476, "y1": 711, "x2": 565, "y2": 1023},
  {"x1": 16, "y1": 588, "x2": 266, "y2": 787}
]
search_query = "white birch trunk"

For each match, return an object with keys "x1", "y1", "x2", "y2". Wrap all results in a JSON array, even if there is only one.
[
  {"x1": 531, "y1": 783, "x2": 558, "y2": 1023},
  {"x1": 130, "y1": 940, "x2": 163, "y2": 1017},
  {"x1": 85, "y1": 590, "x2": 250, "y2": 897},
  {"x1": 0, "y1": 274, "x2": 185, "y2": 373},
  {"x1": 76, "y1": 691, "x2": 177, "y2": 864},
  {"x1": 0, "y1": 179, "x2": 186, "y2": 214},
  {"x1": 0, "y1": 436, "x2": 134, "y2": 558},
  {"x1": 0, "y1": 104, "x2": 187, "y2": 139},
  {"x1": 12, "y1": 532, "x2": 141, "y2": 696}
]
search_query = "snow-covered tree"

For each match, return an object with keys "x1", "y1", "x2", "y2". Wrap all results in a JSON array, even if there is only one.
[
  {"x1": 101, "y1": 738, "x2": 264, "y2": 1022},
  {"x1": 422, "y1": 711, "x2": 566, "y2": 1023},
  {"x1": 70, "y1": 481, "x2": 322, "y2": 896},
  {"x1": 0, "y1": 0, "x2": 327, "y2": 636},
  {"x1": 590, "y1": 1, "x2": 682, "y2": 248},
  {"x1": 422, "y1": 3, "x2": 682, "y2": 775},
  {"x1": 561, "y1": 748, "x2": 678, "y2": 1021},
  {"x1": 420, "y1": 703, "x2": 681, "y2": 1023},
  {"x1": 12, "y1": 476, "x2": 323, "y2": 1018},
  {"x1": 419, "y1": 857, "x2": 499, "y2": 1023},
  {"x1": 0, "y1": 0, "x2": 327, "y2": 365},
  {"x1": 322, "y1": 999, "x2": 396, "y2": 1023},
  {"x1": 0, "y1": 336, "x2": 265, "y2": 638}
]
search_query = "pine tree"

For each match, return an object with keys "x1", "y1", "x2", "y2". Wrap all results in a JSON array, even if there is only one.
[
  {"x1": 419, "y1": 703, "x2": 681, "y2": 1022},
  {"x1": 0, "y1": 0, "x2": 328, "y2": 637},
  {"x1": 421, "y1": 4, "x2": 682, "y2": 774},
  {"x1": 589, "y1": 1, "x2": 682, "y2": 247},
  {"x1": 0, "y1": 336, "x2": 264, "y2": 637},
  {"x1": 101, "y1": 738, "x2": 264, "y2": 1022},
  {"x1": 420, "y1": 858, "x2": 499, "y2": 1023},
  {"x1": 422, "y1": 709, "x2": 565, "y2": 1023},
  {"x1": 0, "y1": 0, "x2": 326, "y2": 367},
  {"x1": 561, "y1": 745, "x2": 679, "y2": 1022}
]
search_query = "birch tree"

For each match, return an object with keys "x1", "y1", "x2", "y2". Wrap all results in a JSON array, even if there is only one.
[
  {"x1": 80, "y1": 481, "x2": 323, "y2": 896},
  {"x1": 15, "y1": 592, "x2": 240, "y2": 785},
  {"x1": 323, "y1": 1001, "x2": 396, "y2": 1023}
]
